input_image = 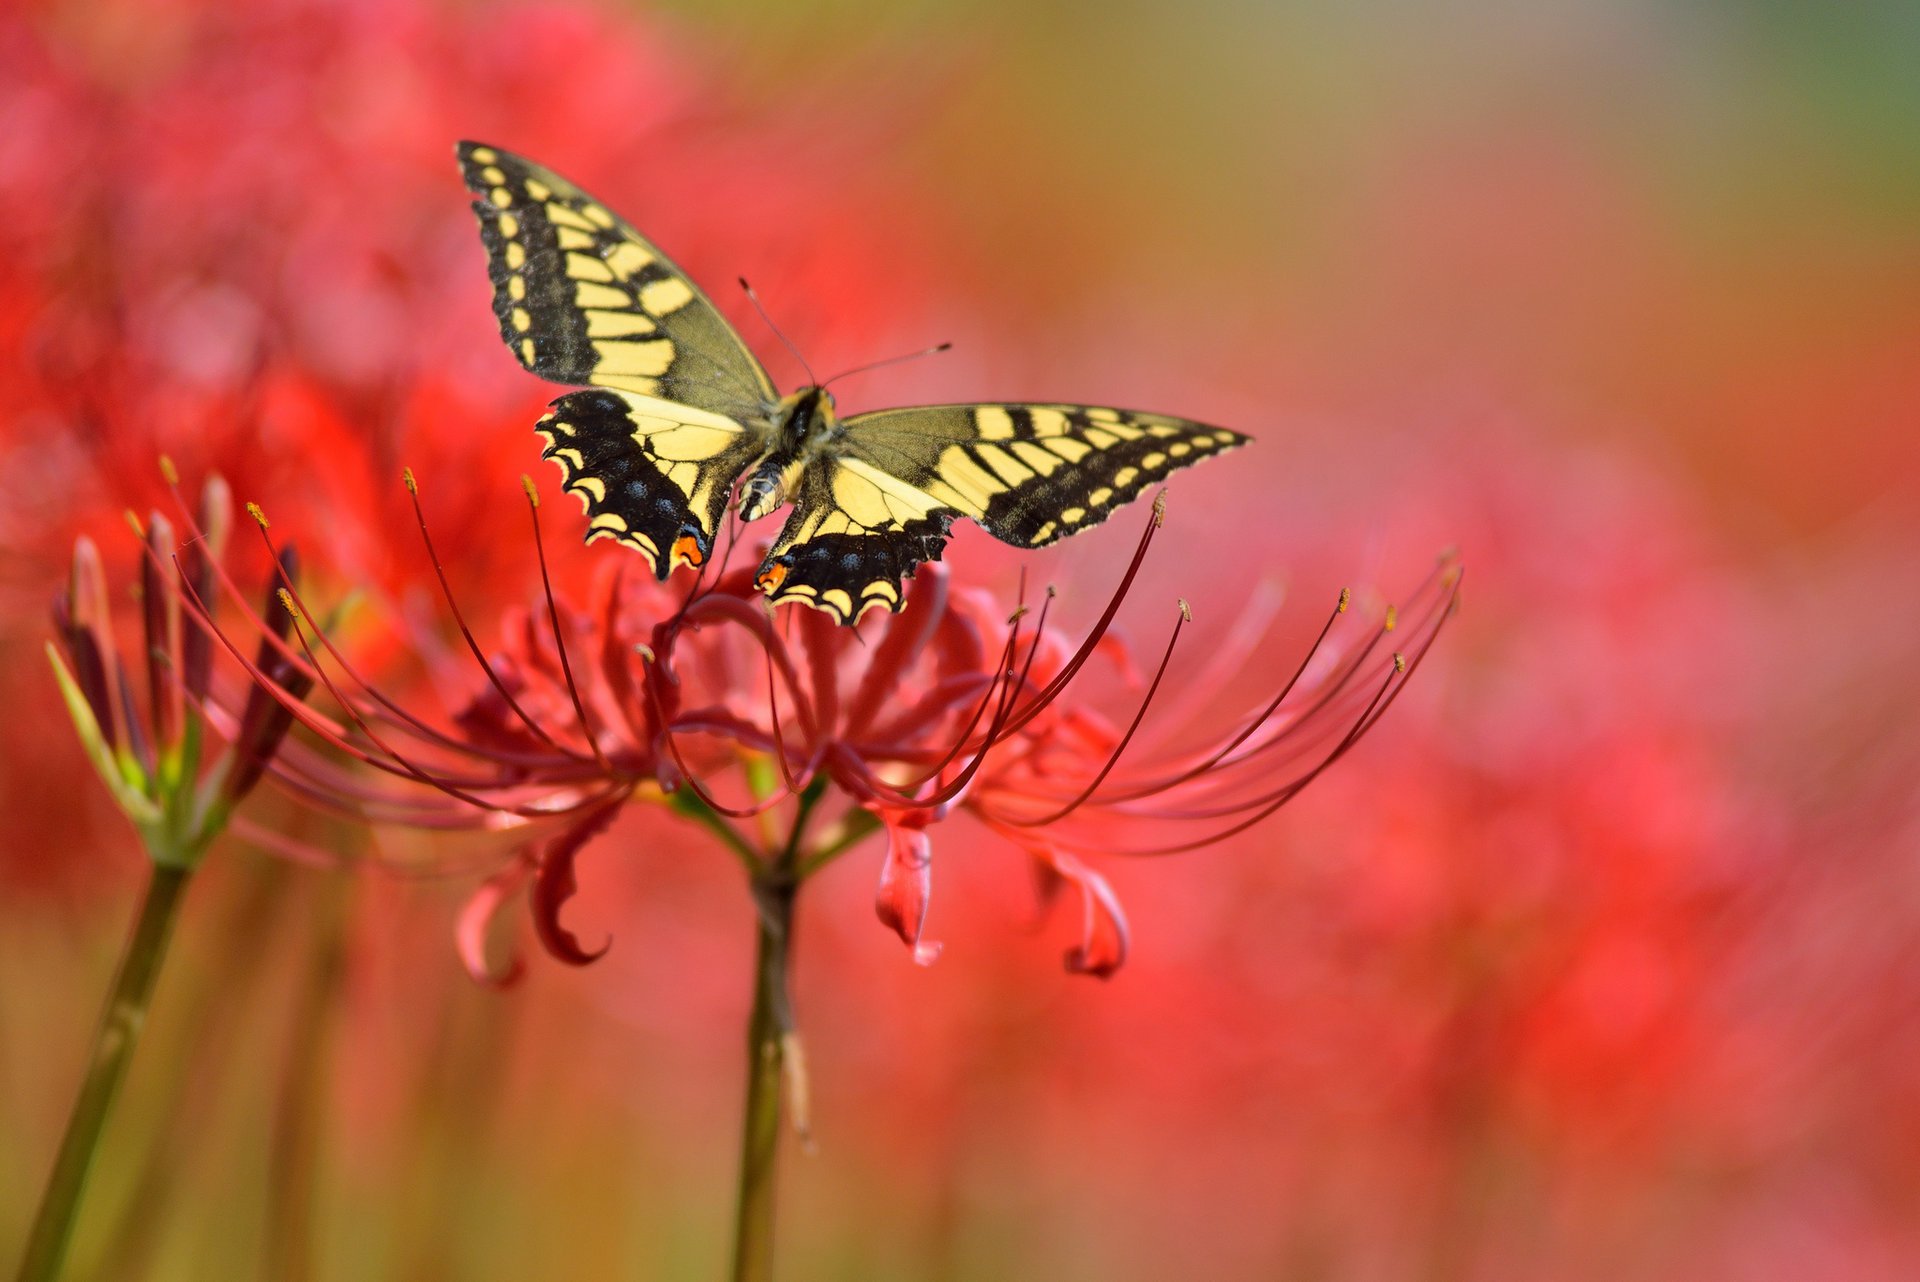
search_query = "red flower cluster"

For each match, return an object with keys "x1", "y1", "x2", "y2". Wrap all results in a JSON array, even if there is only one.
[{"x1": 170, "y1": 466, "x2": 1457, "y2": 980}]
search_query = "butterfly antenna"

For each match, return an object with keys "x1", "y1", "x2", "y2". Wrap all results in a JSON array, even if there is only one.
[
  {"x1": 739, "y1": 277, "x2": 816, "y2": 386},
  {"x1": 823, "y1": 341, "x2": 954, "y2": 391}
]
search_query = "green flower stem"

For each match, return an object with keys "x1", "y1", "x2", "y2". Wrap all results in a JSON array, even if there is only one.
[
  {"x1": 728, "y1": 780, "x2": 825, "y2": 1282},
  {"x1": 671, "y1": 787, "x2": 765, "y2": 876},
  {"x1": 730, "y1": 868, "x2": 795, "y2": 1282},
  {"x1": 16, "y1": 863, "x2": 193, "y2": 1282}
]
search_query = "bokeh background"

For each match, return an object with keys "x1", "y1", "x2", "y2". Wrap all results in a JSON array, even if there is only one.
[{"x1": 4, "y1": 0, "x2": 1918, "y2": 1278}]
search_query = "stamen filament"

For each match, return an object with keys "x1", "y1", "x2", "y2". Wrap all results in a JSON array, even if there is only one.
[
  {"x1": 523, "y1": 478, "x2": 616, "y2": 775},
  {"x1": 1000, "y1": 598, "x2": 1190, "y2": 827},
  {"x1": 404, "y1": 471, "x2": 586, "y2": 760}
]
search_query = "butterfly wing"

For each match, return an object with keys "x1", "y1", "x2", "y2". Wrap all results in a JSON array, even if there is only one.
[
  {"x1": 754, "y1": 404, "x2": 1248, "y2": 621},
  {"x1": 538, "y1": 389, "x2": 765, "y2": 579},
  {"x1": 459, "y1": 142, "x2": 781, "y2": 576},
  {"x1": 754, "y1": 455, "x2": 960, "y2": 623},
  {"x1": 456, "y1": 141, "x2": 776, "y2": 418},
  {"x1": 841, "y1": 402, "x2": 1247, "y2": 546}
]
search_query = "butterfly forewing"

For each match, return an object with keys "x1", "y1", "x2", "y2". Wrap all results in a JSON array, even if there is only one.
[
  {"x1": 839, "y1": 404, "x2": 1248, "y2": 546},
  {"x1": 457, "y1": 142, "x2": 775, "y2": 420}
]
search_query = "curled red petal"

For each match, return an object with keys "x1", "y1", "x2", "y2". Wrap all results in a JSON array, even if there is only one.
[
  {"x1": 457, "y1": 855, "x2": 533, "y2": 989},
  {"x1": 1024, "y1": 842, "x2": 1130, "y2": 979},
  {"x1": 872, "y1": 805, "x2": 942, "y2": 965},
  {"x1": 531, "y1": 796, "x2": 625, "y2": 966}
]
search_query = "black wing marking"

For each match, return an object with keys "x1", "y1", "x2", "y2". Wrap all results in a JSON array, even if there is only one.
[
  {"x1": 753, "y1": 457, "x2": 959, "y2": 623},
  {"x1": 456, "y1": 141, "x2": 775, "y2": 421},
  {"x1": 838, "y1": 403, "x2": 1248, "y2": 547},
  {"x1": 538, "y1": 389, "x2": 764, "y2": 579}
]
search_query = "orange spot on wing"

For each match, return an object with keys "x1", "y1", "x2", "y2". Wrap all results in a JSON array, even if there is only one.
[
  {"x1": 756, "y1": 563, "x2": 788, "y2": 593},
  {"x1": 672, "y1": 535, "x2": 704, "y2": 567}
]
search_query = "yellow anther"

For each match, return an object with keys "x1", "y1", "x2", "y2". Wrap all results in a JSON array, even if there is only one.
[
  {"x1": 403, "y1": 466, "x2": 417, "y2": 495},
  {"x1": 1151, "y1": 491, "x2": 1167, "y2": 526},
  {"x1": 123, "y1": 509, "x2": 145, "y2": 538},
  {"x1": 276, "y1": 588, "x2": 302, "y2": 622},
  {"x1": 1177, "y1": 597, "x2": 1192, "y2": 622},
  {"x1": 1384, "y1": 605, "x2": 1398, "y2": 632},
  {"x1": 246, "y1": 502, "x2": 269, "y2": 529},
  {"x1": 159, "y1": 455, "x2": 179, "y2": 486},
  {"x1": 1392, "y1": 652, "x2": 1406, "y2": 673},
  {"x1": 520, "y1": 474, "x2": 539, "y2": 507},
  {"x1": 1337, "y1": 587, "x2": 1351, "y2": 613}
]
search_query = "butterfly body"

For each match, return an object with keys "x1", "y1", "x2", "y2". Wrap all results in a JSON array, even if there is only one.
[
  {"x1": 459, "y1": 141, "x2": 1250, "y2": 624},
  {"x1": 735, "y1": 385, "x2": 842, "y2": 524}
]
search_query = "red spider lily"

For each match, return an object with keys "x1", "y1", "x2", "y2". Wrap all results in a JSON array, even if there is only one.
[
  {"x1": 47, "y1": 471, "x2": 313, "y2": 866},
  {"x1": 184, "y1": 463, "x2": 1459, "y2": 982}
]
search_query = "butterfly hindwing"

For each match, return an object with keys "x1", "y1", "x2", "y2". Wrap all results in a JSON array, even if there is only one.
[
  {"x1": 538, "y1": 389, "x2": 763, "y2": 579},
  {"x1": 457, "y1": 142, "x2": 776, "y2": 420},
  {"x1": 756, "y1": 457, "x2": 960, "y2": 624},
  {"x1": 837, "y1": 404, "x2": 1249, "y2": 547}
]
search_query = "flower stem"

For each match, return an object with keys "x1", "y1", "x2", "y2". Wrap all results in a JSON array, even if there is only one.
[
  {"x1": 16, "y1": 862, "x2": 193, "y2": 1282},
  {"x1": 730, "y1": 857, "x2": 802, "y2": 1279}
]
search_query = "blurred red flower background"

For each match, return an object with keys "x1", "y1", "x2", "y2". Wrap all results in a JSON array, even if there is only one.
[{"x1": 3, "y1": 0, "x2": 1918, "y2": 1279}]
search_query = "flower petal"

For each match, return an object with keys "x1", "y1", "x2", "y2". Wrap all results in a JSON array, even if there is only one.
[
  {"x1": 457, "y1": 855, "x2": 532, "y2": 989},
  {"x1": 531, "y1": 797, "x2": 623, "y2": 966},
  {"x1": 1029, "y1": 843, "x2": 1131, "y2": 979},
  {"x1": 872, "y1": 806, "x2": 941, "y2": 964}
]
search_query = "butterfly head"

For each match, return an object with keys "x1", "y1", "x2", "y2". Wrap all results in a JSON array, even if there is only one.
[{"x1": 774, "y1": 384, "x2": 839, "y2": 444}]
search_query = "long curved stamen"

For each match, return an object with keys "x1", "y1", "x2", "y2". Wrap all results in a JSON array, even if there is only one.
[
  {"x1": 878, "y1": 602, "x2": 1030, "y2": 794},
  {"x1": 1091, "y1": 588, "x2": 1355, "y2": 804},
  {"x1": 246, "y1": 500, "x2": 579, "y2": 771},
  {"x1": 999, "y1": 598, "x2": 1190, "y2": 827},
  {"x1": 174, "y1": 556, "x2": 615, "y2": 815},
  {"x1": 163, "y1": 481, "x2": 575, "y2": 774},
  {"x1": 1048, "y1": 576, "x2": 1458, "y2": 819},
  {"x1": 841, "y1": 568, "x2": 950, "y2": 740},
  {"x1": 405, "y1": 470, "x2": 586, "y2": 760},
  {"x1": 680, "y1": 594, "x2": 820, "y2": 745},
  {"x1": 276, "y1": 590, "x2": 619, "y2": 816},
  {"x1": 1043, "y1": 654, "x2": 1404, "y2": 856},
  {"x1": 522, "y1": 476, "x2": 616, "y2": 775},
  {"x1": 1128, "y1": 579, "x2": 1285, "y2": 757},
  {"x1": 1037, "y1": 572, "x2": 1460, "y2": 846},
  {"x1": 896, "y1": 585, "x2": 1052, "y2": 790},
  {"x1": 1194, "y1": 577, "x2": 1451, "y2": 779},
  {"x1": 763, "y1": 639, "x2": 802, "y2": 791},
  {"x1": 858, "y1": 608, "x2": 1031, "y2": 810},
  {"x1": 1002, "y1": 495, "x2": 1165, "y2": 738}
]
